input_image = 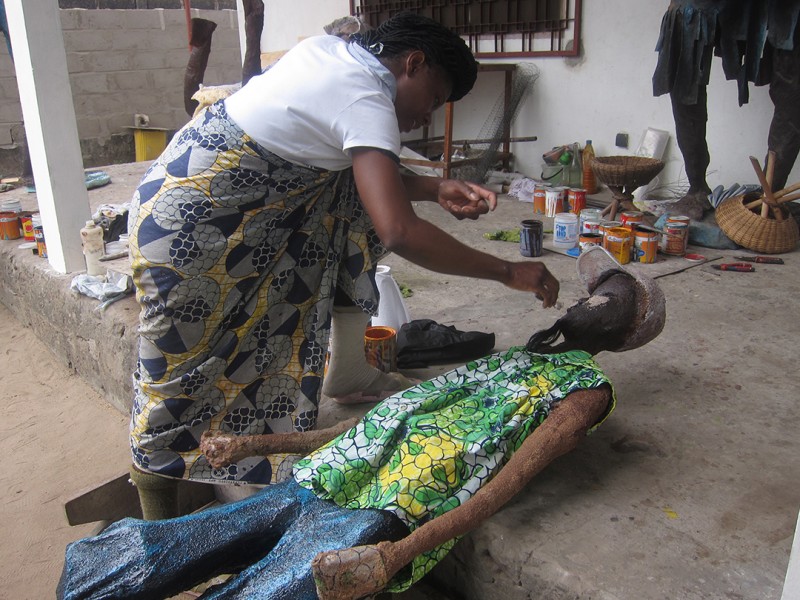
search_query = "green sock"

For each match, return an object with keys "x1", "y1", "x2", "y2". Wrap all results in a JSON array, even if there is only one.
[{"x1": 129, "y1": 465, "x2": 180, "y2": 521}]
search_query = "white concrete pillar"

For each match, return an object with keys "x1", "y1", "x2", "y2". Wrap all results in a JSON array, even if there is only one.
[
  {"x1": 235, "y1": 0, "x2": 247, "y2": 66},
  {"x1": 5, "y1": 0, "x2": 90, "y2": 274},
  {"x1": 782, "y1": 509, "x2": 800, "y2": 600}
]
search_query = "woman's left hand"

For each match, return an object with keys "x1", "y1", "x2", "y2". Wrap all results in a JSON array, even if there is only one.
[{"x1": 437, "y1": 180, "x2": 497, "y2": 220}]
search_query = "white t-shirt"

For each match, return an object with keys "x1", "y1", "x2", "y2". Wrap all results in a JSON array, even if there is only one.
[{"x1": 225, "y1": 35, "x2": 401, "y2": 171}]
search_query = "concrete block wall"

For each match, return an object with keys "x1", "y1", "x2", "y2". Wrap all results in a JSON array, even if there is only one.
[{"x1": 0, "y1": 7, "x2": 242, "y2": 174}]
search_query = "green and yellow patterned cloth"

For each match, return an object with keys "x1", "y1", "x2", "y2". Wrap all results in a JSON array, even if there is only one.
[{"x1": 294, "y1": 348, "x2": 614, "y2": 591}]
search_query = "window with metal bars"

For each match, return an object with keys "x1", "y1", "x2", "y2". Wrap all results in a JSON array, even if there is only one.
[{"x1": 349, "y1": 0, "x2": 581, "y2": 58}]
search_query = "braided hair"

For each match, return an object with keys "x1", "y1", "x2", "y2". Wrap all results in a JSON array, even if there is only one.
[{"x1": 352, "y1": 12, "x2": 478, "y2": 102}]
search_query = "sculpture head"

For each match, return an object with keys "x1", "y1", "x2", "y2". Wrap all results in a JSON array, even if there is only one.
[{"x1": 527, "y1": 246, "x2": 666, "y2": 355}]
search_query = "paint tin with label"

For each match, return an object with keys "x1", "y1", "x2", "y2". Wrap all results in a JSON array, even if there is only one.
[
  {"x1": 568, "y1": 188, "x2": 587, "y2": 215},
  {"x1": 620, "y1": 211, "x2": 644, "y2": 230},
  {"x1": 579, "y1": 208, "x2": 602, "y2": 230},
  {"x1": 32, "y1": 214, "x2": 47, "y2": 258},
  {"x1": 660, "y1": 221, "x2": 688, "y2": 256},
  {"x1": 20, "y1": 213, "x2": 35, "y2": 241},
  {"x1": 579, "y1": 233, "x2": 603, "y2": 253},
  {"x1": 364, "y1": 326, "x2": 397, "y2": 373},
  {"x1": 0, "y1": 211, "x2": 20, "y2": 240},
  {"x1": 604, "y1": 227, "x2": 632, "y2": 264},
  {"x1": 533, "y1": 183, "x2": 549, "y2": 215},
  {"x1": 545, "y1": 189, "x2": 563, "y2": 217},
  {"x1": 553, "y1": 213, "x2": 579, "y2": 249},
  {"x1": 633, "y1": 229, "x2": 659, "y2": 263}
]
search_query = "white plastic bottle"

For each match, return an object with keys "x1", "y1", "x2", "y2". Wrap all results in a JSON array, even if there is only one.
[
  {"x1": 80, "y1": 220, "x2": 106, "y2": 276},
  {"x1": 372, "y1": 265, "x2": 411, "y2": 332}
]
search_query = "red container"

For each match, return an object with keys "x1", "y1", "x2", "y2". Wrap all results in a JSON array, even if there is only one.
[{"x1": 568, "y1": 188, "x2": 587, "y2": 215}]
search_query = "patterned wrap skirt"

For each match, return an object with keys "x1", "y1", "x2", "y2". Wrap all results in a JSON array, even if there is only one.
[{"x1": 128, "y1": 101, "x2": 387, "y2": 484}]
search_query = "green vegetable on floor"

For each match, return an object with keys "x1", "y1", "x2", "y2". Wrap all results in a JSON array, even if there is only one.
[{"x1": 484, "y1": 229, "x2": 521, "y2": 243}]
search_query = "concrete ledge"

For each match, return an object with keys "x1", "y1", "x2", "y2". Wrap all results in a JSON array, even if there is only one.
[{"x1": 0, "y1": 240, "x2": 139, "y2": 414}]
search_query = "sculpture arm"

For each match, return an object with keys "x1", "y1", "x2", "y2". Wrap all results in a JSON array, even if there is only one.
[{"x1": 200, "y1": 418, "x2": 360, "y2": 468}]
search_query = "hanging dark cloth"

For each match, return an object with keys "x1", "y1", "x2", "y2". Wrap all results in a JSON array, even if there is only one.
[{"x1": 653, "y1": 0, "x2": 800, "y2": 106}]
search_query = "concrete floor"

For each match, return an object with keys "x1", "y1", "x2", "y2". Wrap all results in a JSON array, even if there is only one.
[{"x1": 0, "y1": 162, "x2": 798, "y2": 599}]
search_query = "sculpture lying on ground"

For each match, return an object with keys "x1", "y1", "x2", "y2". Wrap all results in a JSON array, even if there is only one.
[{"x1": 59, "y1": 247, "x2": 665, "y2": 600}]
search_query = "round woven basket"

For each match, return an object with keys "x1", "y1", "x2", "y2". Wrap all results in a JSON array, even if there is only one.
[
  {"x1": 591, "y1": 156, "x2": 665, "y2": 189},
  {"x1": 715, "y1": 193, "x2": 799, "y2": 254}
]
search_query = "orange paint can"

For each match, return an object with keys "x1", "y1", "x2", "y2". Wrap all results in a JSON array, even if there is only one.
[
  {"x1": 0, "y1": 211, "x2": 20, "y2": 240},
  {"x1": 633, "y1": 229, "x2": 659, "y2": 263},
  {"x1": 533, "y1": 184, "x2": 548, "y2": 215},
  {"x1": 604, "y1": 227, "x2": 632, "y2": 264}
]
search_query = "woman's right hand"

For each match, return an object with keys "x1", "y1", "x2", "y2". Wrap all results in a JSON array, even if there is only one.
[{"x1": 504, "y1": 262, "x2": 560, "y2": 308}]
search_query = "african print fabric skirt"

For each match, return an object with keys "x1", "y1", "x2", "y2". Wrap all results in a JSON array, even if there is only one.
[
  {"x1": 128, "y1": 101, "x2": 387, "y2": 484},
  {"x1": 293, "y1": 348, "x2": 614, "y2": 591}
]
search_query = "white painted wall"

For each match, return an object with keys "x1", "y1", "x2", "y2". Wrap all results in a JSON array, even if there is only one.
[{"x1": 261, "y1": 0, "x2": 795, "y2": 191}]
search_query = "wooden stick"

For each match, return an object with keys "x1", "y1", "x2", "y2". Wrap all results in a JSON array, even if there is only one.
[
  {"x1": 764, "y1": 151, "x2": 782, "y2": 220},
  {"x1": 776, "y1": 182, "x2": 800, "y2": 199},
  {"x1": 750, "y1": 156, "x2": 784, "y2": 221},
  {"x1": 746, "y1": 191, "x2": 800, "y2": 210}
]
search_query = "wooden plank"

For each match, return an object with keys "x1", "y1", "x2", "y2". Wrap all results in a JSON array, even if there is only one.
[
  {"x1": 64, "y1": 472, "x2": 217, "y2": 526},
  {"x1": 64, "y1": 473, "x2": 142, "y2": 526}
]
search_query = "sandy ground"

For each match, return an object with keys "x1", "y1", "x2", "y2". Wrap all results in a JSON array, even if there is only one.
[{"x1": 0, "y1": 302, "x2": 131, "y2": 600}]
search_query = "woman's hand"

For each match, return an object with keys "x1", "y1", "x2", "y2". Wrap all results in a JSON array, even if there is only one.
[
  {"x1": 437, "y1": 180, "x2": 497, "y2": 220},
  {"x1": 505, "y1": 262, "x2": 560, "y2": 308}
]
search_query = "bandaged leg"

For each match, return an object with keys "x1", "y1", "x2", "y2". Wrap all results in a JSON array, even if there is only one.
[{"x1": 321, "y1": 306, "x2": 416, "y2": 404}]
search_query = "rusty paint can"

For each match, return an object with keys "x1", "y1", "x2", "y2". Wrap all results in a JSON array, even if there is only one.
[
  {"x1": 660, "y1": 221, "x2": 688, "y2": 256},
  {"x1": 568, "y1": 188, "x2": 587, "y2": 215},
  {"x1": 604, "y1": 226, "x2": 632, "y2": 264},
  {"x1": 633, "y1": 229, "x2": 659, "y2": 263}
]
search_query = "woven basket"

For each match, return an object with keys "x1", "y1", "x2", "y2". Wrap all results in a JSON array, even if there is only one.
[
  {"x1": 591, "y1": 156, "x2": 665, "y2": 189},
  {"x1": 715, "y1": 193, "x2": 799, "y2": 254}
]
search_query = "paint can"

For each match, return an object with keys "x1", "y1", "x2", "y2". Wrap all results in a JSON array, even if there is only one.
[
  {"x1": 20, "y1": 213, "x2": 35, "y2": 241},
  {"x1": 545, "y1": 188, "x2": 563, "y2": 217},
  {"x1": 620, "y1": 211, "x2": 644, "y2": 230},
  {"x1": 553, "y1": 212, "x2": 579, "y2": 249},
  {"x1": 633, "y1": 228, "x2": 659, "y2": 263},
  {"x1": 0, "y1": 211, "x2": 20, "y2": 240},
  {"x1": 660, "y1": 221, "x2": 689, "y2": 256},
  {"x1": 364, "y1": 326, "x2": 397, "y2": 373},
  {"x1": 579, "y1": 233, "x2": 603, "y2": 253},
  {"x1": 32, "y1": 214, "x2": 47, "y2": 258},
  {"x1": 603, "y1": 226, "x2": 632, "y2": 264},
  {"x1": 568, "y1": 188, "x2": 587, "y2": 215},
  {"x1": 519, "y1": 219, "x2": 543, "y2": 257},
  {"x1": 533, "y1": 183, "x2": 549, "y2": 215},
  {"x1": 600, "y1": 220, "x2": 622, "y2": 247},
  {"x1": 579, "y1": 208, "x2": 602, "y2": 230}
]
